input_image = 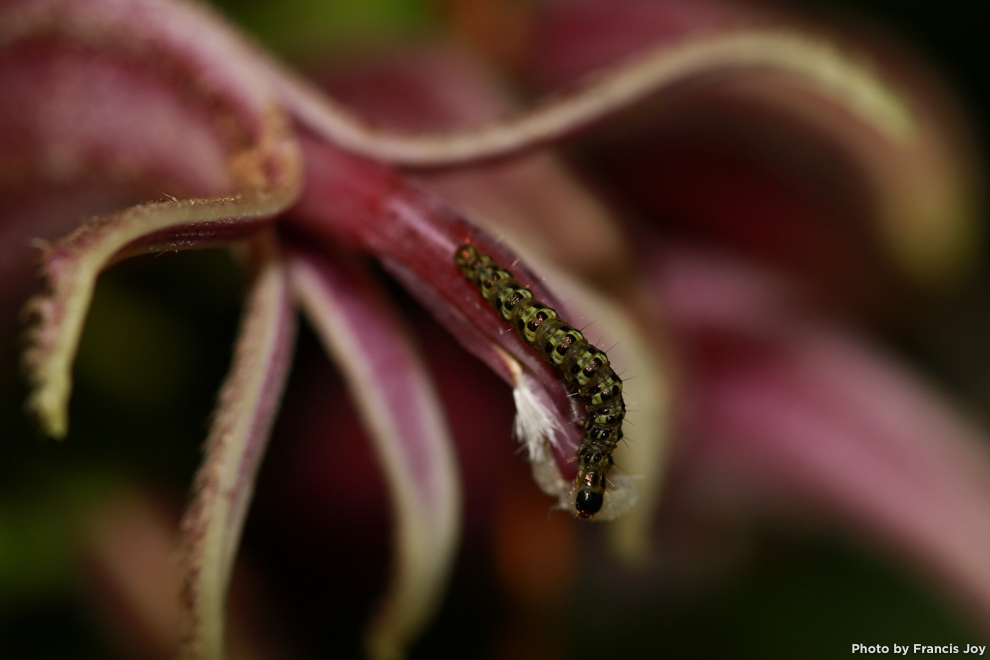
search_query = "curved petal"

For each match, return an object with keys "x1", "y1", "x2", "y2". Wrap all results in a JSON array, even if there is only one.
[
  {"x1": 314, "y1": 46, "x2": 629, "y2": 285},
  {"x1": 179, "y1": 232, "x2": 296, "y2": 660},
  {"x1": 294, "y1": 48, "x2": 680, "y2": 533},
  {"x1": 530, "y1": 0, "x2": 981, "y2": 288},
  {"x1": 286, "y1": 241, "x2": 460, "y2": 660},
  {"x1": 1, "y1": 0, "x2": 304, "y2": 436},
  {"x1": 276, "y1": 27, "x2": 916, "y2": 171},
  {"x1": 289, "y1": 136, "x2": 577, "y2": 439},
  {"x1": 316, "y1": 48, "x2": 677, "y2": 545},
  {"x1": 23, "y1": 149, "x2": 300, "y2": 438}
]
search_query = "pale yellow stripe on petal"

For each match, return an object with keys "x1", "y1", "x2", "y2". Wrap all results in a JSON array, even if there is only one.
[{"x1": 180, "y1": 232, "x2": 296, "y2": 660}]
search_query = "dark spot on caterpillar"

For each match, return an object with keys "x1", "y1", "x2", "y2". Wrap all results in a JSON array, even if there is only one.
[
  {"x1": 575, "y1": 488, "x2": 604, "y2": 518},
  {"x1": 455, "y1": 243, "x2": 626, "y2": 520}
]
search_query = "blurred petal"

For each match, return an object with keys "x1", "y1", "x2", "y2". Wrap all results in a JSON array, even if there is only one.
[
  {"x1": 317, "y1": 47, "x2": 628, "y2": 287},
  {"x1": 81, "y1": 493, "x2": 183, "y2": 660},
  {"x1": 286, "y1": 241, "x2": 460, "y2": 660},
  {"x1": 83, "y1": 490, "x2": 288, "y2": 660},
  {"x1": 530, "y1": 0, "x2": 982, "y2": 288},
  {"x1": 278, "y1": 17, "x2": 920, "y2": 178},
  {"x1": 661, "y1": 250, "x2": 990, "y2": 627},
  {"x1": 2, "y1": 0, "x2": 303, "y2": 436},
  {"x1": 180, "y1": 233, "x2": 296, "y2": 659}
]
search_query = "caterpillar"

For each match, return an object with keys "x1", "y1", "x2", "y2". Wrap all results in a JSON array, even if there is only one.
[{"x1": 455, "y1": 243, "x2": 624, "y2": 519}]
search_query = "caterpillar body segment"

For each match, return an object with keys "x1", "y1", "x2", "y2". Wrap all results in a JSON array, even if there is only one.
[{"x1": 455, "y1": 244, "x2": 625, "y2": 519}]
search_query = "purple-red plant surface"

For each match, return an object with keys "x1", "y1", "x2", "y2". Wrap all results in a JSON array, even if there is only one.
[{"x1": 1, "y1": 0, "x2": 988, "y2": 657}]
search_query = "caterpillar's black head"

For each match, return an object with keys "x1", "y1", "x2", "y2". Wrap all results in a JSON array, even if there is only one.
[{"x1": 575, "y1": 488, "x2": 604, "y2": 518}]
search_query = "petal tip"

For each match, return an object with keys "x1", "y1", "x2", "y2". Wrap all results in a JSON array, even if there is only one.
[{"x1": 26, "y1": 386, "x2": 69, "y2": 439}]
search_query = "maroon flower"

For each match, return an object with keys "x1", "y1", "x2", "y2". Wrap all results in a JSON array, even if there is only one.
[{"x1": 1, "y1": 0, "x2": 987, "y2": 657}]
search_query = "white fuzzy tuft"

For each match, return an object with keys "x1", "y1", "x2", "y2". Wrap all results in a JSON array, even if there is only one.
[{"x1": 511, "y1": 371, "x2": 563, "y2": 464}]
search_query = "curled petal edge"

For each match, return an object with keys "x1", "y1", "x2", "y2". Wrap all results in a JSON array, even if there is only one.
[{"x1": 22, "y1": 110, "x2": 301, "y2": 438}]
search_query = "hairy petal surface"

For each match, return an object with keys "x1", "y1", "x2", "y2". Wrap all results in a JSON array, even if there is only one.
[
  {"x1": 180, "y1": 233, "x2": 296, "y2": 660},
  {"x1": 24, "y1": 146, "x2": 300, "y2": 438},
  {"x1": 287, "y1": 243, "x2": 460, "y2": 660},
  {"x1": 662, "y1": 250, "x2": 990, "y2": 627},
  {"x1": 2, "y1": 0, "x2": 304, "y2": 436}
]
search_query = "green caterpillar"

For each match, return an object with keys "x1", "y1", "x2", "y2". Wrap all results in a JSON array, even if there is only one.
[{"x1": 455, "y1": 243, "x2": 624, "y2": 518}]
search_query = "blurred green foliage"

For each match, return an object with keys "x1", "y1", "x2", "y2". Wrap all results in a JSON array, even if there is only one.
[{"x1": 208, "y1": 0, "x2": 439, "y2": 62}]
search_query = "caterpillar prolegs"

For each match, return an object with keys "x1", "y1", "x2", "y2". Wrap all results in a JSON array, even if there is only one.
[{"x1": 455, "y1": 244, "x2": 624, "y2": 519}]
